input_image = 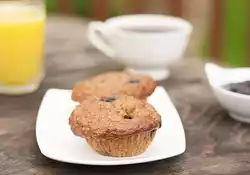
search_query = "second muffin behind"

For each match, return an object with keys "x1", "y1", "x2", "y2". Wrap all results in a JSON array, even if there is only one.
[{"x1": 71, "y1": 71, "x2": 157, "y2": 102}]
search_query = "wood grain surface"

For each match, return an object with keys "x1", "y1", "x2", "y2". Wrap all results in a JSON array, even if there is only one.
[{"x1": 0, "y1": 16, "x2": 250, "y2": 175}]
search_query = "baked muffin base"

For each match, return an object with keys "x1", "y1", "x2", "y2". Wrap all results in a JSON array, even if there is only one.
[{"x1": 85, "y1": 130, "x2": 156, "y2": 157}]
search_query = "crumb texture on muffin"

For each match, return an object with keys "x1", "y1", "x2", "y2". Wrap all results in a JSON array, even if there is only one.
[
  {"x1": 71, "y1": 71, "x2": 157, "y2": 102},
  {"x1": 69, "y1": 95, "x2": 161, "y2": 157},
  {"x1": 69, "y1": 96, "x2": 161, "y2": 137},
  {"x1": 86, "y1": 130, "x2": 157, "y2": 157}
]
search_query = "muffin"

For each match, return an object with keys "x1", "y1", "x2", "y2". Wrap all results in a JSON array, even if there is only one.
[
  {"x1": 69, "y1": 95, "x2": 161, "y2": 157},
  {"x1": 71, "y1": 71, "x2": 157, "y2": 102}
]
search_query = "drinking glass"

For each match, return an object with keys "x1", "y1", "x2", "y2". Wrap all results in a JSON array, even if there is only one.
[{"x1": 0, "y1": 0, "x2": 46, "y2": 94}]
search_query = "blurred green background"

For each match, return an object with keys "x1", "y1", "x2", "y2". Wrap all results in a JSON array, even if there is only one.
[{"x1": 45, "y1": 0, "x2": 250, "y2": 67}]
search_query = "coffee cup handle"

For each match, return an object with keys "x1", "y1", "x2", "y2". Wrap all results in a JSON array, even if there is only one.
[{"x1": 87, "y1": 22, "x2": 115, "y2": 58}]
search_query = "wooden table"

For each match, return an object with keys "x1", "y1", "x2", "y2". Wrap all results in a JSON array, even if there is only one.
[{"x1": 1, "y1": 16, "x2": 250, "y2": 175}]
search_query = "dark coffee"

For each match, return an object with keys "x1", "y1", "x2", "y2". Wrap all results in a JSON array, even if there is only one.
[{"x1": 121, "y1": 26, "x2": 178, "y2": 33}]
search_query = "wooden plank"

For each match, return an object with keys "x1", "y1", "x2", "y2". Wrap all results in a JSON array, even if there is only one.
[
  {"x1": 166, "y1": 0, "x2": 183, "y2": 17},
  {"x1": 247, "y1": 3, "x2": 250, "y2": 65},
  {"x1": 162, "y1": 0, "x2": 172, "y2": 15},
  {"x1": 75, "y1": 0, "x2": 90, "y2": 16},
  {"x1": 147, "y1": 0, "x2": 166, "y2": 14},
  {"x1": 91, "y1": 0, "x2": 109, "y2": 20},
  {"x1": 182, "y1": 0, "x2": 212, "y2": 57},
  {"x1": 222, "y1": 0, "x2": 248, "y2": 66},
  {"x1": 210, "y1": 0, "x2": 223, "y2": 62},
  {"x1": 109, "y1": 0, "x2": 126, "y2": 16},
  {"x1": 128, "y1": 0, "x2": 147, "y2": 14},
  {"x1": 58, "y1": 0, "x2": 73, "y2": 14},
  {"x1": 46, "y1": 0, "x2": 58, "y2": 12}
]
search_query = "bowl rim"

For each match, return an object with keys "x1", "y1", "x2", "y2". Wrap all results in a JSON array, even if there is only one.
[{"x1": 211, "y1": 83, "x2": 250, "y2": 100}]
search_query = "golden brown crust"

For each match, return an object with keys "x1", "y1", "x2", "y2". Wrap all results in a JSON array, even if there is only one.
[
  {"x1": 71, "y1": 71, "x2": 157, "y2": 102},
  {"x1": 69, "y1": 96, "x2": 161, "y2": 138},
  {"x1": 85, "y1": 130, "x2": 157, "y2": 157}
]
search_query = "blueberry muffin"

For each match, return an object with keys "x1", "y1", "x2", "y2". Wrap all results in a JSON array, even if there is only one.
[
  {"x1": 69, "y1": 95, "x2": 161, "y2": 157},
  {"x1": 71, "y1": 71, "x2": 157, "y2": 102}
]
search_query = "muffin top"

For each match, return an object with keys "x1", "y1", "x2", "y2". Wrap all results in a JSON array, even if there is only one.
[
  {"x1": 69, "y1": 96, "x2": 161, "y2": 138},
  {"x1": 71, "y1": 71, "x2": 157, "y2": 102}
]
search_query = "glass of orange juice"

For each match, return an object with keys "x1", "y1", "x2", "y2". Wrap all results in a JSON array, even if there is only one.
[{"x1": 0, "y1": 0, "x2": 46, "y2": 95}]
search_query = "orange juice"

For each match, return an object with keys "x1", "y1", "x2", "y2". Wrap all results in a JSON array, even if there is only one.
[{"x1": 0, "y1": 2, "x2": 45, "y2": 87}]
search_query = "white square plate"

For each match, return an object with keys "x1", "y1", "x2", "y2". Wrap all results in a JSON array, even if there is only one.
[{"x1": 36, "y1": 86, "x2": 186, "y2": 165}]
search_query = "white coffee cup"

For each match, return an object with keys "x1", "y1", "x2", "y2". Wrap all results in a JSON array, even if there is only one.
[{"x1": 87, "y1": 14, "x2": 192, "y2": 80}]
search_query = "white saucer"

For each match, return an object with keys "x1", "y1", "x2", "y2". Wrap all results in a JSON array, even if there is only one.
[{"x1": 36, "y1": 86, "x2": 186, "y2": 165}]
